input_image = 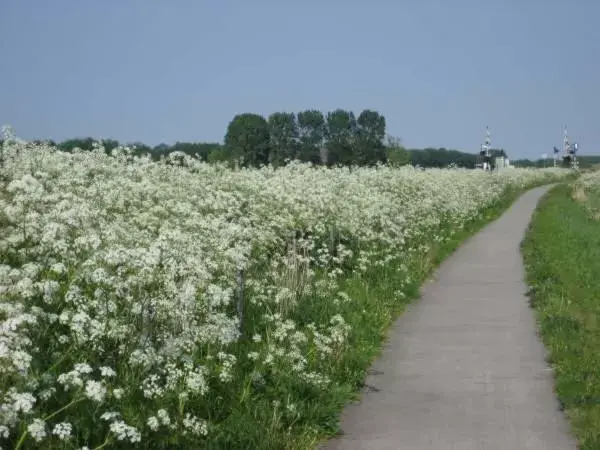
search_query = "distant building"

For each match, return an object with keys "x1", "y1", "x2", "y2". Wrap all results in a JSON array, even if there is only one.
[
  {"x1": 495, "y1": 156, "x2": 509, "y2": 169},
  {"x1": 491, "y1": 149, "x2": 509, "y2": 171}
]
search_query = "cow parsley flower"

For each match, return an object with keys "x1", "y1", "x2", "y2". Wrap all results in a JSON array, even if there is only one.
[
  {"x1": 85, "y1": 380, "x2": 106, "y2": 403},
  {"x1": 52, "y1": 422, "x2": 72, "y2": 440},
  {"x1": 27, "y1": 418, "x2": 47, "y2": 442}
]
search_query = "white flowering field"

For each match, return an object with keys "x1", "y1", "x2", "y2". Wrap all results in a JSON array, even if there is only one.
[{"x1": 0, "y1": 137, "x2": 568, "y2": 449}]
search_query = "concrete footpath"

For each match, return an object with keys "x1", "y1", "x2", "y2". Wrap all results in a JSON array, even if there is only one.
[{"x1": 323, "y1": 186, "x2": 577, "y2": 450}]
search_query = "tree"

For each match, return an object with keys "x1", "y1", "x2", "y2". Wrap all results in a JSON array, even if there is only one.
[
  {"x1": 385, "y1": 135, "x2": 410, "y2": 167},
  {"x1": 128, "y1": 142, "x2": 153, "y2": 157},
  {"x1": 101, "y1": 139, "x2": 120, "y2": 153},
  {"x1": 207, "y1": 147, "x2": 230, "y2": 165},
  {"x1": 152, "y1": 143, "x2": 171, "y2": 160},
  {"x1": 57, "y1": 137, "x2": 120, "y2": 154},
  {"x1": 224, "y1": 113, "x2": 270, "y2": 167},
  {"x1": 325, "y1": 109, "x2": 357, "y2": 166},
  {"x1": 267, "y1": 112, "x2": 298, "y2": 167},
  {"x1": 58, "y1": 137, "x2": 95, "y2": 152},
  {"x1": 355, "y1": 109, "x2": 386, "y2": 165},
  {"x1": 297, "y1": 110, "x2": 326, "y2": 164}
]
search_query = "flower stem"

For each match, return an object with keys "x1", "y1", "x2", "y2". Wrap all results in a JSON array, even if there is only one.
[
  {"x1": 15, "y1": 396, "x2": 86, "y2": 450},
  {"x1": 93, "y1": 433, "x2": 112, "y2": 450},
  {"x1": 14, "y1": 430, "x2": 28, "y2": 450},
  {"x1": 43, "y1": 396, "x2": 85, "y2": 421}
]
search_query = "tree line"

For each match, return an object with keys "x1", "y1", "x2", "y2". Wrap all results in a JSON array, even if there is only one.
[
  {"x1": 3, "y1": 108, "x2": 551, "y2": 169},
  {"x1": 223, "y1": 109, "x2": 390, "y2": 167},
  {"x1": 511, "y1": 155, "x2": 600, "y2": 169},
  {"x1": 221, "y1": 110, "x2": 507, "y2": 168}
]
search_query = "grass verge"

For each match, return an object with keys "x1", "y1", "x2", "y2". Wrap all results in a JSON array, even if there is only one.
[{"x1": 522, "y1": 183, "x2": 600, "y2": 450}]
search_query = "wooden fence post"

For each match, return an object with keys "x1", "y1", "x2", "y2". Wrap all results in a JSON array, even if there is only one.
[{"x1": 236, "y1": 269, "x2": 245, "y2": 332}]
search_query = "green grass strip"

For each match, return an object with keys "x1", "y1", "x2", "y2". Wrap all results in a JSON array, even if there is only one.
[{"x1": 522, "y1": 183, "x2": 600, "y2": 450}]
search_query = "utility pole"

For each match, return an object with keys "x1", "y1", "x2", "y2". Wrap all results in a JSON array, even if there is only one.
[
  {"x1": 479, "y1": 126, "x2": 492, "y2": 171},
  {"x1": 563, "y1": 126, "x2": 570, "y2": 164},
  {"x1": 561, "y1": 126, "x2": 579, "y2": 170}
]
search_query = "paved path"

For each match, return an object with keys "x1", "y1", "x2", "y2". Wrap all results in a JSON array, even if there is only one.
[{"x1": 323, "y1": 186, "x2": 577, "y2": 450}]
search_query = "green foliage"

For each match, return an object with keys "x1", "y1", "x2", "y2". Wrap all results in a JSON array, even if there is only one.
[
  {"x1": 268, "y1": 112, "x2": 299, "y2": 167},
  {"x1": 385, "y1": 136, "x2": 410, "y2": 167},
  {"x1": 206, "y1": 146, "x2": 231, "y2": 165},
  {"x1": 129, "y1": 142, "x2": 153, "y2": 157},
  {"x1": 58, "y1": 137, "x2": 96, "y2": 153},
  {"x1": 297, "y1": 110, "x2": 326, "y2": 164},
  {"x1": 225, "y1": 113, "x2": 271, "y2": 167},
  {"x1": 522, "y1": 184, "x2": 600, "y2": 449},
  {"x1": 325, "y1": 109, "x2": 357, "y2": 166},
  {"x1": 409, "y1": 147, "x2": 473, "y2": 168},
  {"x1": 355, "y1": 110, "x2": 386, "y2": 165},
  {"x1": 513, "y1": 155, "x2": 600, "y2": 169},
  {"x1": 101, "y1": 139, "x2": 120, "y2": 153}
]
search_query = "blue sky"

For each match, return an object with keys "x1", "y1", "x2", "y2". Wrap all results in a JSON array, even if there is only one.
[{"x1": 1, "y1": 0, "x2": 598, "y2": 159}]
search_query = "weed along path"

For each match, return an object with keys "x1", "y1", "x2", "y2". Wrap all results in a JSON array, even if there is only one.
[{"x1": 322, "y1": 186, "x2": 577, "y2": 450}]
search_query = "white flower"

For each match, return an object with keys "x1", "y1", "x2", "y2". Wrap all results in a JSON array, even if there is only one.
[
  {"x1": 100, "y1": 366, "x2": 116, "y2": 378},
  {"x1": 100, "y1": 411, "x2": 120, "y2": 421},
  {"x1": 11, "y1": 350, "x2": 32, "y2": 372},
  {"x1": 85, "y1": 380, "x2": 106, "y2": 403},
  {"x1": 112, "y1": 388, "x2": 124, "y2": 400},
  {"x1": 147, "y1": 416, "x2": 159, "y2": 431},
  {"x1": 109, "y1": 420, "x2": 141, "y2": 443},
  {"x1": 10, "y1": 392, "x2": 36, "y2": 413},
  {"x1": 39, "y1": 388, "x2": 56, "y2": 401},
  {"x1": 57, "y1": 370, "x2": 83, "y2": 389},
  {"x1": 157, "y1": 408, "x2": 170, "y2": 426},
  {"x1": 182, "y1": 413, "x2": 208, "y2": 436},
  {"x1": 27, "y1": 418, "x2": 47, "y2": 442},
  {"x1": 185, "y1": 369, "x2": 208, "y2": 395},
  {"x1": 52, "y1": 422, "x2": 72, "y2": 440},
  {"x1": 50, "y1": 263, "x2": 67, "y2": 274},
  {"x1": 74, "y1": 363, "x2": 93, "y2": 374}
]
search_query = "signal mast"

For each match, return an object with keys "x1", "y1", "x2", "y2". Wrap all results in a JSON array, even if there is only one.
[
  {"x1": 479, "y1": 126, "x2": 492, "y2": 171},
  {"x1": 556, "y1": 127, "x2": 579, "y2": 169}
]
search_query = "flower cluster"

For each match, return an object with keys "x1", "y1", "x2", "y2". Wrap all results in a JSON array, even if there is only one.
[
  {"x1": 571, "y1": 169, "x2": 600, "y2": 217},
  {"x1": 0, "y1": 132, "x2": 568, "y2": 448}
]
